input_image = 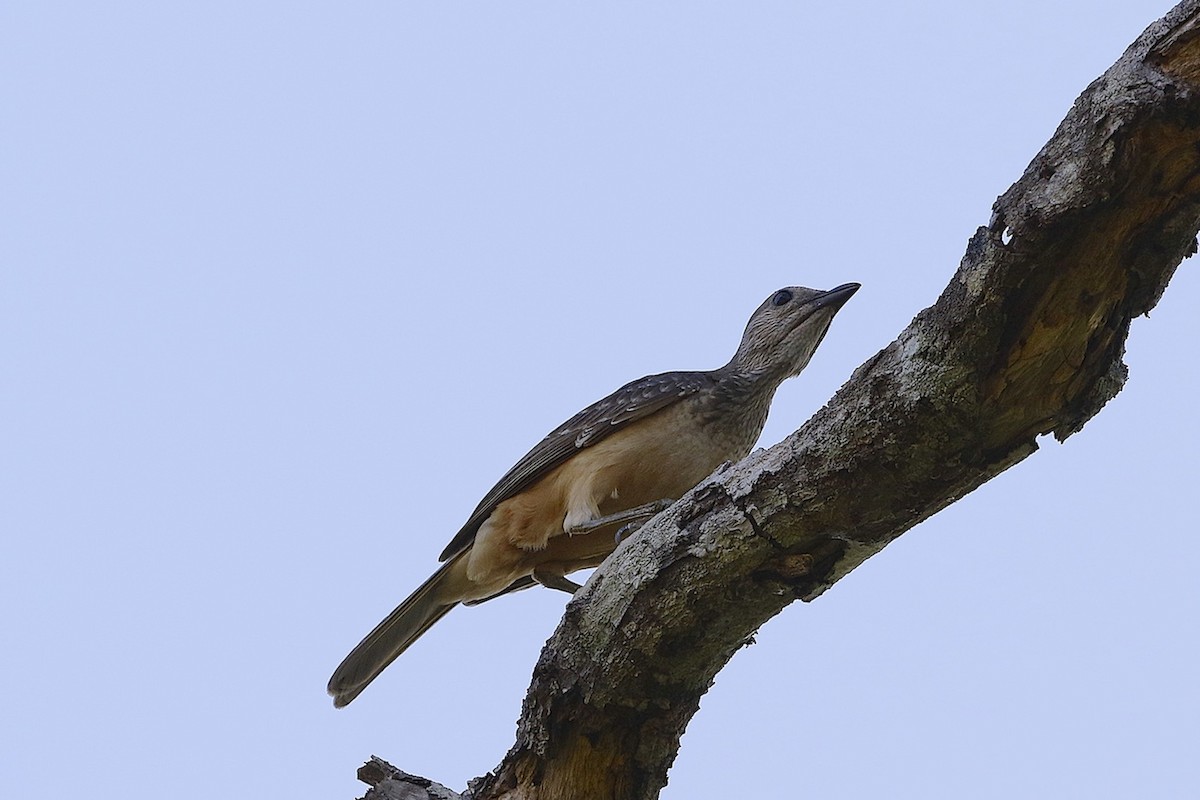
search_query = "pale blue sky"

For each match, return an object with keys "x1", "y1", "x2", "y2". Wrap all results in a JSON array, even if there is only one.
[{"x1": 2, "y1": 2, "x2": 1196, "y2": 798}]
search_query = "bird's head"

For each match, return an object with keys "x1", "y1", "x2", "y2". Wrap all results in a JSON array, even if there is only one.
[{"x1": 730, "y1": 283, "x2": 860, "y2": 379}]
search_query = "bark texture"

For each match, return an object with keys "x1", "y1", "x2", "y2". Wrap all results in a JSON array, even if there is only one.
[{"x1": 356, "y1": 3, "x2": 1200, "y2": 798}]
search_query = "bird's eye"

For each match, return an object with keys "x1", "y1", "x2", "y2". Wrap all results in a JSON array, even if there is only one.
[{"x1": 771, "y1": 289, "x2": 793, "y2": 307}]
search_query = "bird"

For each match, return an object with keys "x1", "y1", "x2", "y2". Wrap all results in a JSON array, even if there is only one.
[{"x1": 328, "y1": 282, "x2": 859, "y2": 707}]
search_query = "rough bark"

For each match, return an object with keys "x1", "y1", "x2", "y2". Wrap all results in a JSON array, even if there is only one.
[{"x1": 356, "y1": 3, "x2": 1200, "y2": 798}]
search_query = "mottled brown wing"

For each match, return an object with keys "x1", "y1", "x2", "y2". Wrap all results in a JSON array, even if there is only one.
[{"x1": 437, "y1": 370, "x2": 714, "y2": 562}]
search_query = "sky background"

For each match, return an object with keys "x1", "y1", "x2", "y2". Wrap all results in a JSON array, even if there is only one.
[{"x1": 2, "y1": 2, "x2": 1197, "y2": 798}]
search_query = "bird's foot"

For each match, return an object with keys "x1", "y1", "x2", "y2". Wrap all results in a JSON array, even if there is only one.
[
  {"x1": 532, "y1": 568, "x2": 582, "y2": 595},
  {"x1": 614, "y1": 520, "x2": 643, "y2": 545}
]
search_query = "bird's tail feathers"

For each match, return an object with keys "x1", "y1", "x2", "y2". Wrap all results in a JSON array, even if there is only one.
[{"x1": 327, "y1": 553, "x2": 466, "y2": 707}]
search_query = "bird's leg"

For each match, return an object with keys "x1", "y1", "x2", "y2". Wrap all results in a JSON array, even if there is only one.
[
  {"x1": 566, "y1": 498, "x2": 676, "y2": 536},
  {"x1": 532, "y1": 568, "x2": 583, "y2": 595},
  {"x1": 534, "y1": 499, "x2": 677, "y2": 595}
]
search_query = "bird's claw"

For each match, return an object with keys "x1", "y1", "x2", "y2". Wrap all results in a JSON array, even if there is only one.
[{"x1": 614, "y1": 520, "x2": 641, "y2": 545}]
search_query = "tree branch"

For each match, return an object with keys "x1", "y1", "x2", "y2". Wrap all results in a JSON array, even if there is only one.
[{"x1": 359, "y1": 3, "x2": 1200, "y2": 798}]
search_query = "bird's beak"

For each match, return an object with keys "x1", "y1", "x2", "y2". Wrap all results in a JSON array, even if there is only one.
[{"x1": 812, "y1": 282, "x2": 860, "y2": 311}]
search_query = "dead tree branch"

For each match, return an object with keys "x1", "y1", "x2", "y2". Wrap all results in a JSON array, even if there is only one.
[{"x1": 359, "y1": 3, "x2": 1200, "y2": 798}]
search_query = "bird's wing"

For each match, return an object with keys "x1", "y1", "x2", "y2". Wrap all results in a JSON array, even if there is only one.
[{"x1": 437, "y1": 370, "x2": 713, "y2": 561}]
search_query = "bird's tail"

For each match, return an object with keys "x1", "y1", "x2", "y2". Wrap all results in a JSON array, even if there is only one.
[{"x1": 327, "y1": 552, "x2": 466, "y2": 707}]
